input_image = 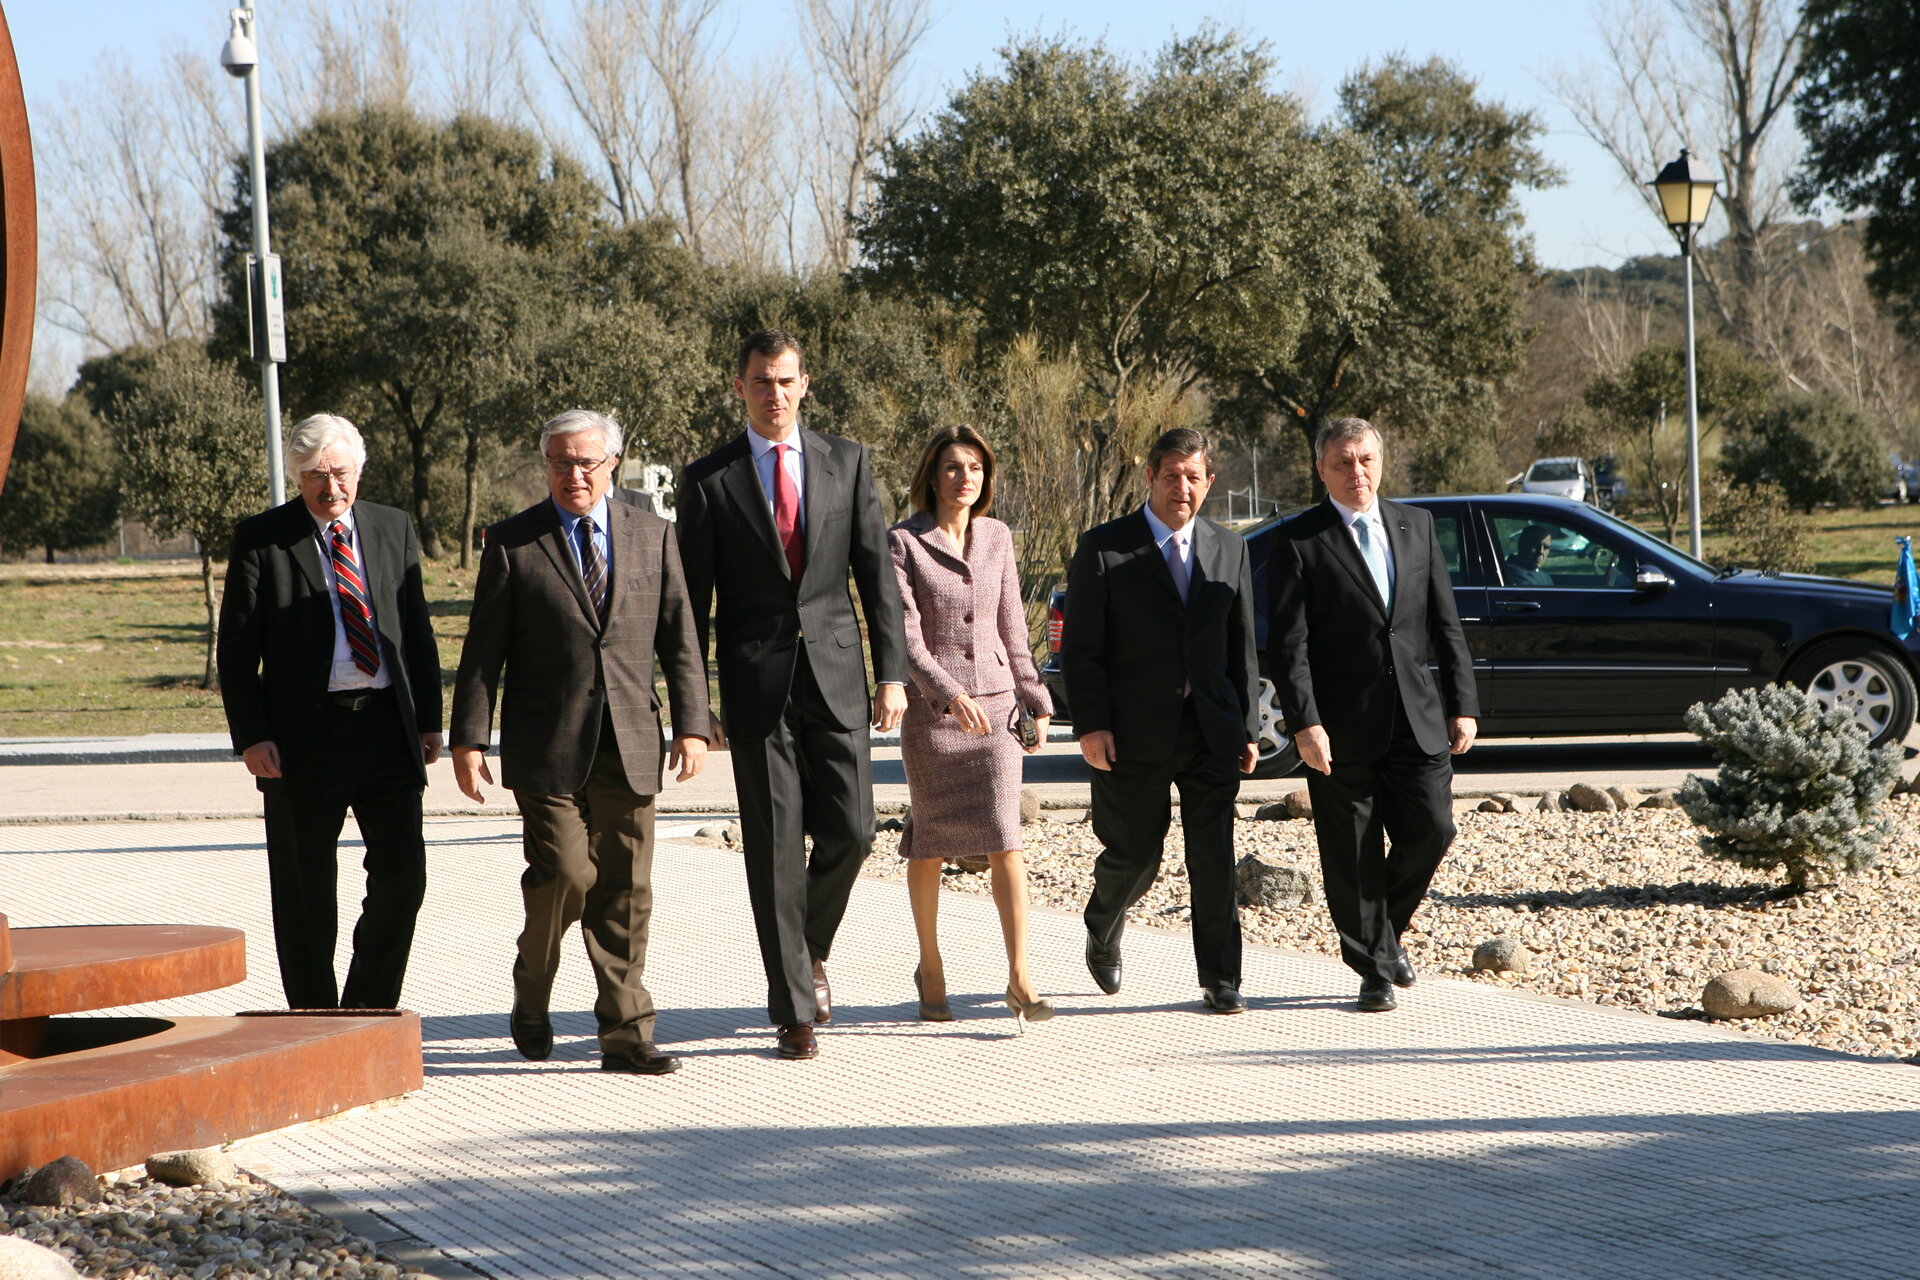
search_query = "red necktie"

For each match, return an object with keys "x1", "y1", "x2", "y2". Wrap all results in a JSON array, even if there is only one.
[
  {"x1": 773, "y1": 443, "x2": 804, "y2": 580},
  {"x1": 329, "y1": 521, "x2": 381, "y2": 676}
]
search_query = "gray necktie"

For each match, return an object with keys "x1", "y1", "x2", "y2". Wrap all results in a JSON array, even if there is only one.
[
  {"x1": 1355, "y1": 514, "x2": 1391, "y2": 607},
  {"x1": 579, "y1": 516, "x2": 608, "y2": 621},
  {"x1": 1165, "y1": 533, "x2": 1190, "y2": 602}
]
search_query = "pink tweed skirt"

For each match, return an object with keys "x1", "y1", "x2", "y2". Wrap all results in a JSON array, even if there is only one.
[{"x1": 897, "y1": 688, "x2": 1024, "y2": 860}]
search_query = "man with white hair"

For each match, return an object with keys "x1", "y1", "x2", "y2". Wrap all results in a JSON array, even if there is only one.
[
  {"x1": 218, "y1": 413, "x2": 444, "y2": 1010},
  {"x1": 451, "y1": 410, "x2": 710, "y2": 1076}
]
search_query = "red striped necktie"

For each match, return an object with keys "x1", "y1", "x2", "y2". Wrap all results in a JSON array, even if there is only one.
[{"x1": 329, "y1": 521, "x2": 381, "y2": 677}]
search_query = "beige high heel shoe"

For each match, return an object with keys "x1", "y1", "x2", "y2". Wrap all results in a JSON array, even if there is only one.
[
  {"x1": 1004, "y1": 987, "x2": 1054, "y2": 1034},
  {"x1": 914, "y1": 966, "x2": 954, "y2": 1022}
]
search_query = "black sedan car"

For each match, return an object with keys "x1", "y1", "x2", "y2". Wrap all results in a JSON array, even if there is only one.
[{"x1": 1040, "y1": 494, "x2": 1920, "y2": 777}]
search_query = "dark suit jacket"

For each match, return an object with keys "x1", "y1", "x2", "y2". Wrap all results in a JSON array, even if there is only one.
[
  {"x1": 449, "y1": 498, "x2": 710, "y2": 796},
  {"x1": 676, "y1": 426, "x2": 907, "y2": 741},
  {"x1": 218, "y1": 499, "x2": 441, "y2": 785},
  {"x1": 1060, "y1": 510, "x2": 1260, "y2": 764},
  {"x1": 1266, "y1": 497, "x2": 1479, "y2": 760}
]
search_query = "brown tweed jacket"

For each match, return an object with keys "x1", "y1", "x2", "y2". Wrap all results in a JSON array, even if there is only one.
[
  {"x1": 451, "y1": 497, "x2": 710, "y2": 796},
  {"x1": 888, "y1": 512, "x2": 1050, "y2": 714}
]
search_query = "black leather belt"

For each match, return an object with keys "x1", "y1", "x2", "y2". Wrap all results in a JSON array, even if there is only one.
[{"x1": 326, "y1": 687, "x2": 394, "y2": 711}]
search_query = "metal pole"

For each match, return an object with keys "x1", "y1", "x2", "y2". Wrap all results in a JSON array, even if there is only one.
[
  {"x1": 240, "y1": 3, "x2": 285, "y2": 505},
  {"x1": 1681, "y1": 227, "x2": 1702, "y2": 559}
]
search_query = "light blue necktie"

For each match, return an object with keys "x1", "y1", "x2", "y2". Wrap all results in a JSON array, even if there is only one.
[{"x1": 1355, "y1": 514, "x2": 1391, "y2": 608}]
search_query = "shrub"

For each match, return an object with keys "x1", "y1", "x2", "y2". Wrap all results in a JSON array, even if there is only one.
[
  {"x1": 1677, "y1": 683, "x2": 1900, "y2": 891},
  {"x1": 1708, "y1": 479, "x2": 1813, "y2": 574},
  {"x1": 1721, "y1": 391, "x2": 1886, "y2": 512}
]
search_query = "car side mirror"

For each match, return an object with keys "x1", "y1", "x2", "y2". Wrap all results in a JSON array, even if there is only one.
[{"x1": 1634, "y1": 566, "x2": 1673, "y2": 593}]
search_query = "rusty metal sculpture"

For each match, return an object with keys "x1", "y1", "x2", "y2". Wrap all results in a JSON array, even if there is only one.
[{"x1": 0, "y1": 3, "x2": 34, "y2": 495}]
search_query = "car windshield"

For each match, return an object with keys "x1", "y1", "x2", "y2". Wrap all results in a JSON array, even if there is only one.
[
  {"x1": 1582, "y1": 506, "x2": 1717, "y2": 574},
  {"x1": 1527, "y1": 461, "x2": 1581, "y2": 482}
]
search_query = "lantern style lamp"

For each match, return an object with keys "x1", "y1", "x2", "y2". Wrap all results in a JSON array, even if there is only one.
[{"x1": 1647, "y1": 149, "x2": 1720, "y2": 559}]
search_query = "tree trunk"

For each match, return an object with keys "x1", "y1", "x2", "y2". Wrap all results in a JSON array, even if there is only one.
[
  {"x1": 199, "y1": 547, "x2": 221, "y2": 692},
  {"x1": 460, "y1": 425, "x2": 481, "y2": 570},
  {"x1": 43, "y1": 544, "x2": 54, "y2": 564}
]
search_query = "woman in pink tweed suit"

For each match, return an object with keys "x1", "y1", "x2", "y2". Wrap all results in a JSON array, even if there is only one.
[{"x1": 889, "y1": 426, "x2": 1054, "y2": 1029}]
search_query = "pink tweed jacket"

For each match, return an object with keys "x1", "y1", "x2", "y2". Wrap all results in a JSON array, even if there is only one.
[{"x1": 887, "y1": 512, "x2": 1051, "y2": 714}]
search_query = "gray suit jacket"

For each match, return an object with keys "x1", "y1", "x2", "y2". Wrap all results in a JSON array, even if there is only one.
[
  {"x1": 888, "y1": 512, "x2": 1049, "y2": 714},
  {"x1": 450, "y1": 497, "x2": 710, "y2": 796}
]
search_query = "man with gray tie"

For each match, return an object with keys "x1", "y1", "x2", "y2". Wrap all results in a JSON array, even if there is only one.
[{"x1": 1060, "y1": 428, "x2": 1261, "y2": 1014}]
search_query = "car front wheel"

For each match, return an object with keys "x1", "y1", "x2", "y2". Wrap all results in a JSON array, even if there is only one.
[
  {"x1": 1786, "y1": 640, "x2": 1918, "y2": 750},
  {"x1": 1249, "y1": 677, "x2": 1302, "y2": 779}
]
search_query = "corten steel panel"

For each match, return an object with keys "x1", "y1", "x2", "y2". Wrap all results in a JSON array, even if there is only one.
[
  {"x1": 0, "y1": 912, "x2": 12, "y2": 975},
  {"x1": 0, "y1": 1012, "x2": 423, "y2": 1179},
  {"x1": 0, "y1": 925, "x2": 247, "y2": 1020},
  {"x1": 0, "y1": 4, "x2": 35, "y2": 494}
]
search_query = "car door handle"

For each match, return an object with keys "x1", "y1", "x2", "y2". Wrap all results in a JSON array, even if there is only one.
[{"x1": 1496, "y1": 600, "x2": 1543, "y2": 612}]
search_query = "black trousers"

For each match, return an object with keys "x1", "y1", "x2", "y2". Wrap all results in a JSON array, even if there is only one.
[
  {"x1": 512, "y1": 712, "x2": 657, "y2": 1055},
  {"x1": 1303, "y1": 701, "x2": 1457, "y2": 983},
  {"x1": 1084, "y1": 702, "x2": 1243, "y2": 989},
  {"x1": 259, "y1": 691, "x2": 426, "y2": 1009},
  {"x1": 729, "y1": 646, "x2": 873, "y2": 1026}
]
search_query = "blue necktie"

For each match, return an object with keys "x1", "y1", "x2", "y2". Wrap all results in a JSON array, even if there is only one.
[{"x1": 1355, "y1": 514, "x2": 1391, "y2": 608}]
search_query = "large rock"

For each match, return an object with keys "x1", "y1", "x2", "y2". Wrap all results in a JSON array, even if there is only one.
[
  {"x1": 1702, "y1": 969, "x2": 1800, "y2": 1019},
  {"x1": 951, "y1": 856, "x2": 991, "y2": 874},
  {"x1": 1472, "y1": 937, "x2": 1532, "y2": 974},
  {"x1": 146, "y1": 1148, "x2": 237, "y2": 1186},
  {"x1": 1491, "y1": 793, "x2": 1519, "y2": 813},
  {"x1": 1234, "y1": 854, "x2": 1317, "y2": 909},
  {"x1": 874, "y1": 816, "x2": 906, "y2": 833},
  {"x1": 1284, "y1": 790, "x2": 1313, "y2": 820},
  {"x1": 15, "y1": 1157, "x2": 100, "y2": 1207},
  {"x1": 1253, "y1": 801, "x2": 1292, "y2": 821},
  {"x1": 1476, "y1": 798, "x2": 1506, "y2": 813},
  {"x1": 1019, "y1": 789, "x2": 1042, "y2": 825},
  {"x1": 1566, "y1": 783, "x2": 1617, "y2": 813},
  {"x1": 1639, "y1": 792, "x2": 1681, "y2": 810},
  {"x1": 0, "y1": 1238, "x2": 82, "y2": 1280},
  {"x1": 1606, "y1": 786, "x2": 1643, "y2": 811},
  {"x1": 1535, "y1": 792, "x2": 1568, "y2": 813}
]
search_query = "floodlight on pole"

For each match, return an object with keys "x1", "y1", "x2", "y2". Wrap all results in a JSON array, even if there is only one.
[
  {"x1": 222, "y1": 4, "x2": 286, "y2": 506},
  {"x1": 1647, "y1": 148, "x2": 1719, "y2": 560}
]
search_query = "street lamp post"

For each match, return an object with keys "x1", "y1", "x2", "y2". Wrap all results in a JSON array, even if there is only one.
[
  {"x1": 221, "y1": 4, "x2": 287, "y2": 505},
  {"x1": 1648, "y1": 148, "x2": 1719, "y2": 559}
]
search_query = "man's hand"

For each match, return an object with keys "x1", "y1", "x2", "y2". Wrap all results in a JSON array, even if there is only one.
[
  {"x1": 1024, "y1": 715, "x2": 1051, "y2": 755},
  {"x1": 1239, "y1": 743, "x2": 1258, "y2": 774},
  {"x1": 452, "y1": 745, "x2": 493, "y2": 804},
  {"x1": 1295, "y1": 724, "x2": 1333, "y2": 775},
  {"x1": 669, "y1": 734, "x2": 707, "y2": 782},
  {"x1": 420, "y1": 732, "x2": 444, "y2": 766},
  {"x1": 242, "y1": 740, "x2": 283, "y2": 779},
  {"x1": 708, "y1": 716, "x2": 727, "y2": 751},
  {"x1": 1449, "y1": 716, "x2": 1478, "y2": 755},
  {"x1": 1079, "y1": 729, "x2": 1117, "y2": 772},
  {"x1": 948, "y1": 693, "x2": 991, "y2": 736},
  {"x1": 873, "y1": 683, "x2": 907, "y2": 733}
]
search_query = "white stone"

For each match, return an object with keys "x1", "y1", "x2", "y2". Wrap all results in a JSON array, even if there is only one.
[
  {"x1": 1702, "y1": 969, "x2": 1801, "y2": 1019},
  {"x1": 146, "y1": 1149, "x2": 237, "y2": 1187},
  {"x1": 1472, "y1": 937, "x2": 1532, "y2": 973},
  {"x1": 0, "y1": 1238, "x2": 82, "y2": 1280},
  {"x1": 1234, "y1": 854, "x2": 1316, "y2": 908}
]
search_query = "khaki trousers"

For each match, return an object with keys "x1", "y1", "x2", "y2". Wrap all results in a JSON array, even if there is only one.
[{"x1": 512, "y1": 717, "x2": 657, "y2": 1054}]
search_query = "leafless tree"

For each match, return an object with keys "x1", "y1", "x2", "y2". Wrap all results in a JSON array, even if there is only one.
[
  {"x1": 275, "y1": 0, "x2": 422, "y2": 127},
  {"x1": 432, "y1": 0, "x2": 527, "y2": 119},
  {"x1": 1549, "y1": 0, "x2": 1808, "y2": 348},
  {"x1": 797, "y1": 0, "x2": 933, "y2": 271}
]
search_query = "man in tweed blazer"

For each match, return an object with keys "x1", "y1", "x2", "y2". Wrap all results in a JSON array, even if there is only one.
[{"x1": 452, "y1": 410, "x2": 710, "y2": 1075}]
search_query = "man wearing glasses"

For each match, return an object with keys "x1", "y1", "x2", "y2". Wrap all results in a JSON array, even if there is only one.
[
  {"x1": 218, "y1": 414, "x2": 443, "y2": 1010},
  {"x1": 451, "y1": 410, "x2": 710, "y2": 1076}
]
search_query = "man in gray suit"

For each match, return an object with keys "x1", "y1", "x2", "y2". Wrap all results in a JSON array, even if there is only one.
[{"x1": 452, "y1": 410, "x2": 710, "y2": 1075}]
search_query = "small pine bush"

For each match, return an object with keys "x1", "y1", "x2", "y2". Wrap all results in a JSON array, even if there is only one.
[{"x1": 1677, "y1": 683, "x2": 1900, "y2": 891}]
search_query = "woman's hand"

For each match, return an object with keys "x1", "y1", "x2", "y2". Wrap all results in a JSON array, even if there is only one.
[
  {"x1": 1024, "y1": 715, "x2": 1050, "y2": 754},
  {"x1": 948, "y1": 693, "x2": 992, "y2": 735}
]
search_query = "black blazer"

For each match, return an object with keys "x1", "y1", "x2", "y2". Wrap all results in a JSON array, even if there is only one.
[
  {"x1": 449, "y1": 498, "x2": 710, "y2": 797},
  {"x1": 676, "y1": 426, "x2": 907, "y2": 741},
  {"x1": 1266, "y1": 497, "x2": 1479, "y2": 760},
  {"x1": 1060, "y1": 510, "x2": 1260, "y2": 764},
  {"x1": 217, "y1": 499, "x2": 442, "y2": 785}
]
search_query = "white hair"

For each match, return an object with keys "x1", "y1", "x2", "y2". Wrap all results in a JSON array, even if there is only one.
[
  {"x1": 539, "y1": 409, "x2": 624, "y2": 459},
  {"x1": 287, "y1": 414, "x2": 367, "y2": 473}
]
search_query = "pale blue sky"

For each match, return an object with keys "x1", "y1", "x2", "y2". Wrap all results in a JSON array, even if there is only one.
[{"x1": 4, "y1": 0, "x2": 1684, "y2": 271}]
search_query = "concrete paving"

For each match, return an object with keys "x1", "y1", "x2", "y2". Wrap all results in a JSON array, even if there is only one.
[{"x1": 5, "y1": 808, "x2": 1920, "y2": 1278}]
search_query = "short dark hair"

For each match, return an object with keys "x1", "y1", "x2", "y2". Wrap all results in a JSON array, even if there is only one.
[
  {"x1": 1519, "y1": 524, "x2": 1553, "y2": 552},
  {"x1": 1314, "y1": 417, "x2": 1383, "y2": 460},
  {"x1": 736, "y1": 328, "x2": 807, "y2": 376},
  {"x1": 1146, "y1": 427, "x2": 1214, "y2": 474},
  {"x1": 908, "y1": 425, "x2": 997, "y2": 516}
]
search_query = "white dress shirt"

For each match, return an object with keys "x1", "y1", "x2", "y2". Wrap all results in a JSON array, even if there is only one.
[
  {"x1": 748, "y1": 426, "x2": 807, "y2": 533},
  {"x1": 1327, "y1": 494, "x2": 1396, "y2": 600},
  {"x1": 1141, "y1": 502, "x2": 1195, "y2": 583},
  {"x1": 310, "y1": 507, "x2": 391, "y2": 692}
]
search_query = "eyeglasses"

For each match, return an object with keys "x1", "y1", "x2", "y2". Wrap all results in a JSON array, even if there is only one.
[
  {"x1": 299, "y1": 467, "x2": 357, "y2": 485},
  {"x1": 544, "y1": 456, "x2": 611, "y2": 476}
]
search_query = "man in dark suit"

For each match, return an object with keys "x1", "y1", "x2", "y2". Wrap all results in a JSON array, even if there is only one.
[
  {"x1": 218, "y1": 414, "x2": 442, "y2": 1010},
  {"x1": 1061, "y1": 428, "x2": 1260, "y2": 1013},
  {"x1": 450, "y1": 410, "x2": 710, "y2": 1076},
  {"x1": 1267, "y1": 417, "x2": 1479, "y2": 1012},
  {"x1": 676, "y1": 329, "x2": 908, "y2": 1060}
]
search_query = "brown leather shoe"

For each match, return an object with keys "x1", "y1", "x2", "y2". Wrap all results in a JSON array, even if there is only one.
[
  {"x1": 811, "y1": 959, "x2": 832, "y2": 1024},
  {"x1": 601, "y1": 1044, "x2": 680, "y2": 1075},
  {"x1": 776, "y1": 1022, "x2": 819, "y2": 1060}
]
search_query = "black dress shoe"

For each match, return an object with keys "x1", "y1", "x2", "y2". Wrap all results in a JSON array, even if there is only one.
[
  {"x1": 1201, "y1": 983, "x2": 1246, "y2": 1014},
  {"x1": 509, "y1": 1000, "x2": 552, "y2": 1061},
  {"x1": 1085, "y1": 935, "x2": 1122, "y2": 995},
  {"x1": 601, "y1": 1044, "x2": 680, "y2": 1075},
  {"x1": 1390, "y1": 956, "x2": 1417, "y2": 989},
  {"x1": 811, "y1": 959, "x2": 832, "y2": 1025},
  {"x1": 776, "y1": 1022, "x2": 819, "y2": 1060},
  {"x1": 1357, "y1": 977, "x2": 1398, "y2": 1012}
]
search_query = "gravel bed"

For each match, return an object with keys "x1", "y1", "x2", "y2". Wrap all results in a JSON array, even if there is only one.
[
  {"x1": 2, "y1": 1170, "x2": 419, "y2": 1279},
  {"x1": 867, "y1": 794, "x2": 1920, "y2": 1062}
]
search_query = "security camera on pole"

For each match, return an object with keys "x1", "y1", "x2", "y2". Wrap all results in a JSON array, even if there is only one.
[{"x1": 221, "y1": 4, "x2": 287, "y2": 505}]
